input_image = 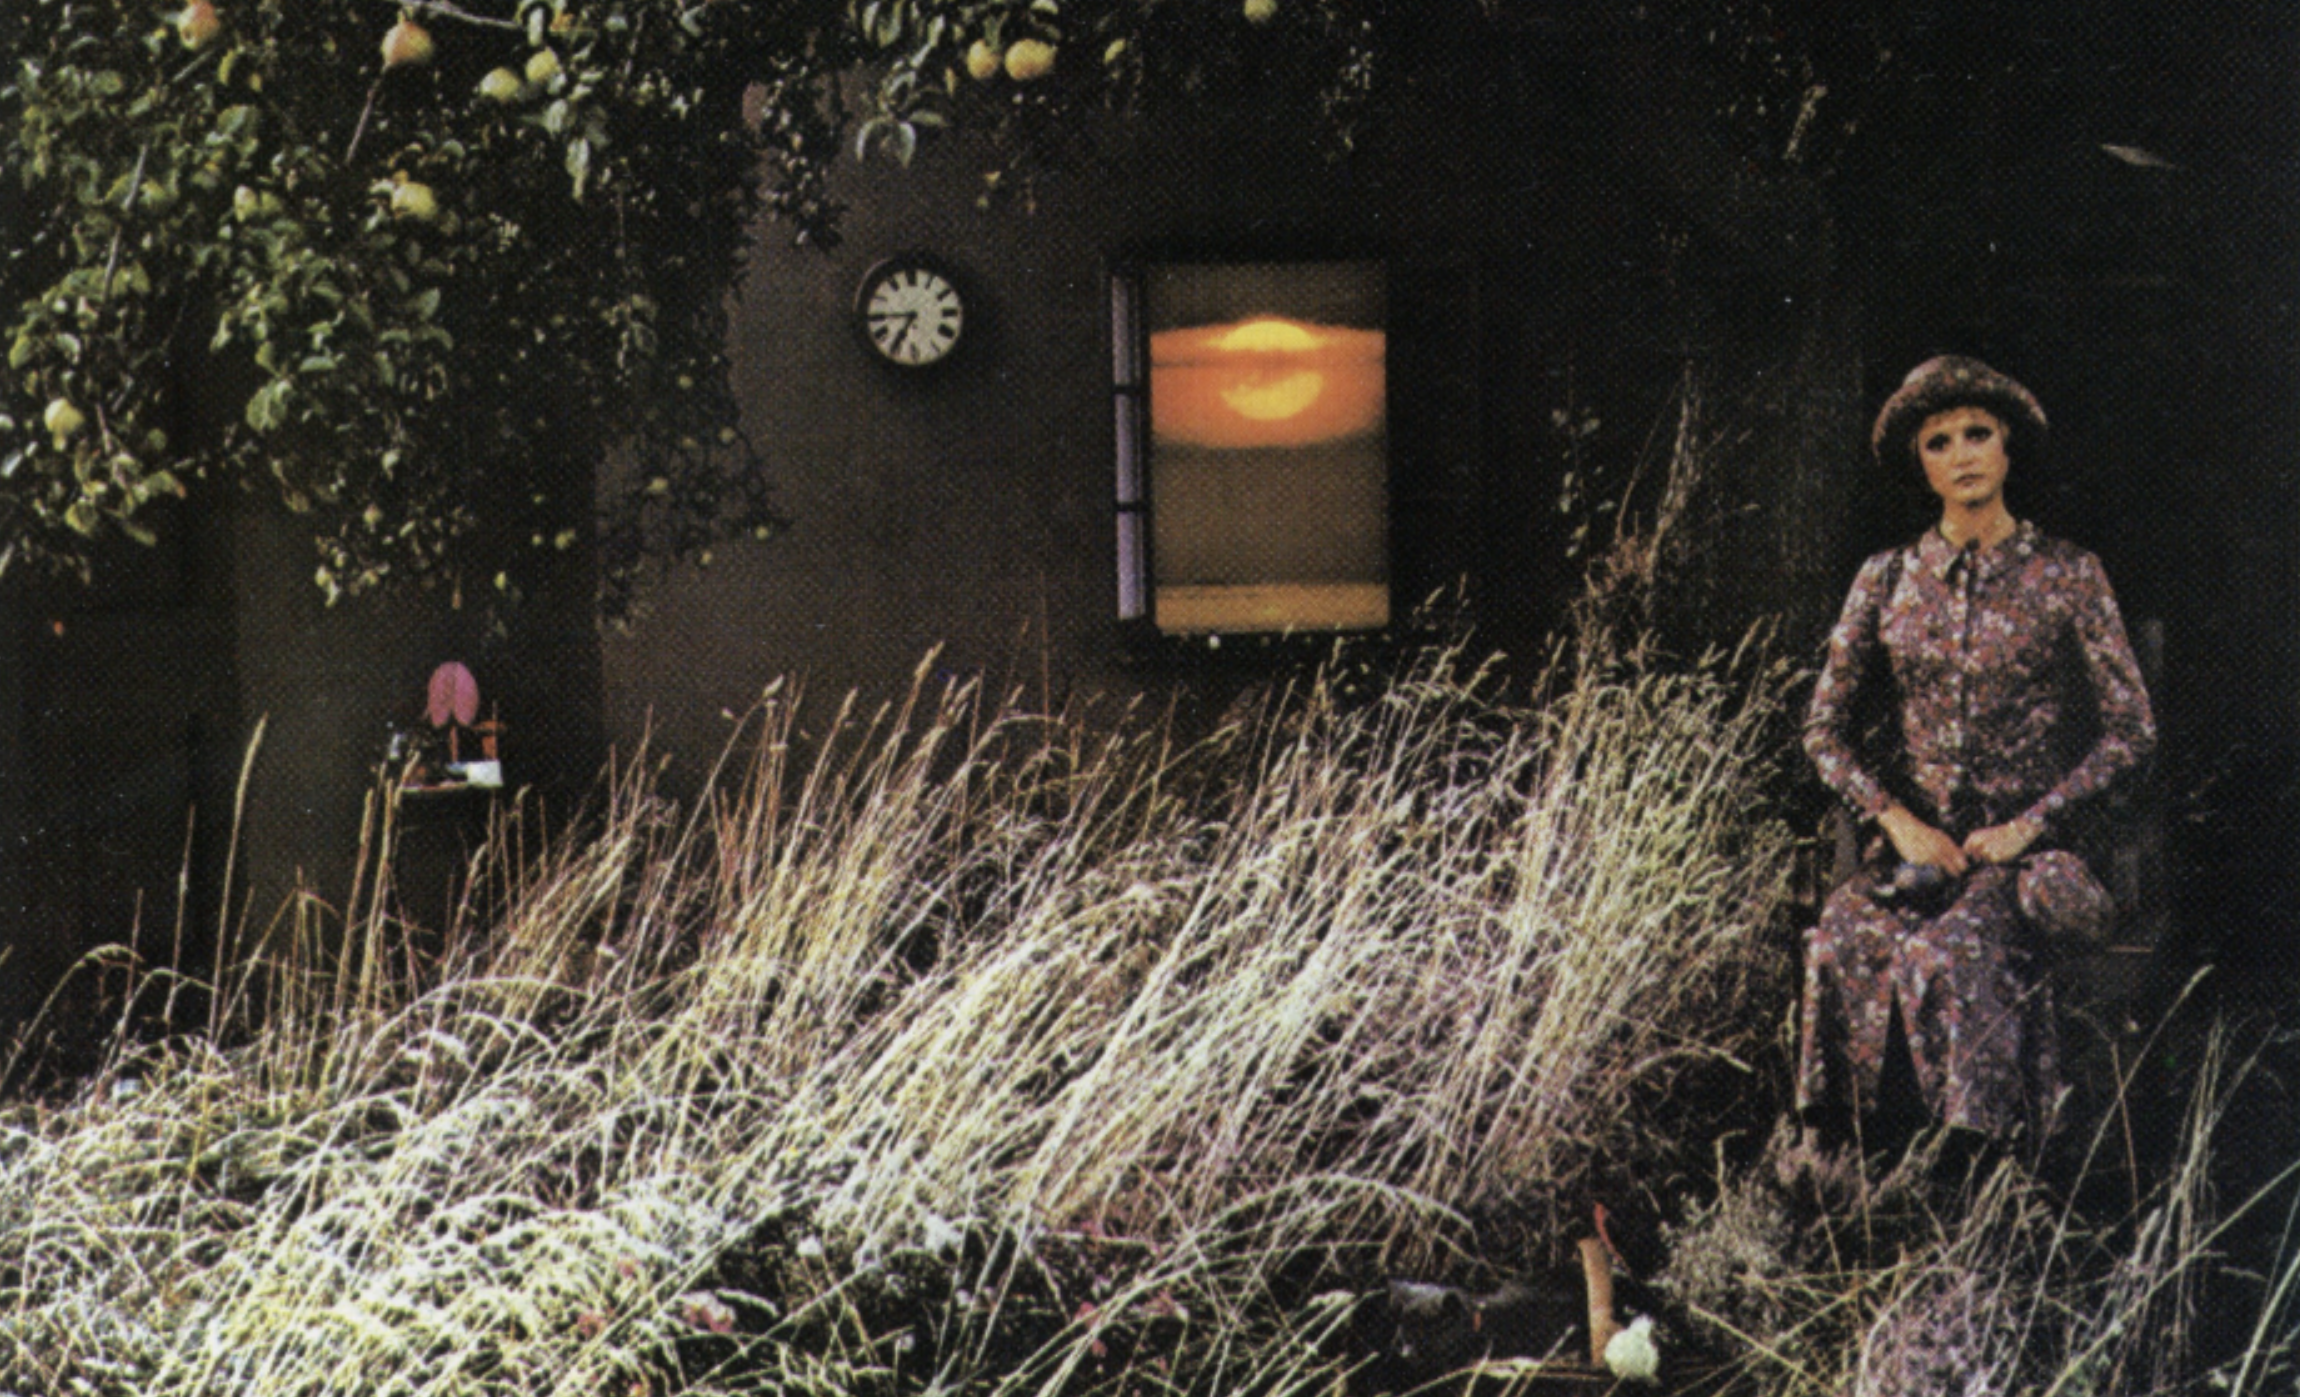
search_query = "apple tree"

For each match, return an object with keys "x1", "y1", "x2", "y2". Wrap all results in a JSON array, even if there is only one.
[{"x1": 2, "y1": 0, "x2": 1399, "y2": 621}]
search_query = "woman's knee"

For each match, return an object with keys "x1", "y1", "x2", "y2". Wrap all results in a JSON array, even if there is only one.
[{"x1": 1818, "y1": 877, "x2": 1888, "y2": 933}]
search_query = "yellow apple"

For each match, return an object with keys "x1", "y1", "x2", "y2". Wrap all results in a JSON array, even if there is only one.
[
  {"x1": 177, "y1": 0, "x2": 223, "y2": 49},
  {"x1": 478, "y1": 67, "x2": 525, "y2": 102},
  {"x1": 380, "y1": 16, "x2": 435, "y2": 69},
  {"x1": 965, "y1": 39, "x2": 1001, "y2": 81},
  {"x1": 524, "y1": 48, "x2": 562, "y2": 86},
  {"x1": 390, "y1": 180, "x2": 439, "y2": 221},
  {"x1": 230, "y1": 185, "x2": 281, "y2": 220},
  {"x1": 43, "y1": 399, "x2": 86, "y2": 444},
  {"x1": 1243, "y1": 0, "x2": 1278, "y2": 22},
  {"x1": 1004, "y1": 38, "x2": 1055, "y2": 81}
]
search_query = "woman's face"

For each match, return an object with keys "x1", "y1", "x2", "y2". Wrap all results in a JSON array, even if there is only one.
[{"x1": 1915, "y1": 405, "x2": 2011, "y2": 511}]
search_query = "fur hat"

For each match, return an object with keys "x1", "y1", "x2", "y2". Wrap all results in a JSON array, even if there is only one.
[{"x1": 1871, "y1": 356, "x2": 2049, "y2": 471}]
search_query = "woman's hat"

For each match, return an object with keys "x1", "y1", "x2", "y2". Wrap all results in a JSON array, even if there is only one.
[{"x1": 1871, "y1": 356, "x2": 2049, "y2": 470}]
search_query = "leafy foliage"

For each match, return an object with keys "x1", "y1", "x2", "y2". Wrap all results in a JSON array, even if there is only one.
[
  {"x1": 1, "y1": 0, "x2": 1401, "y2": 619},
  {"x1": 0, "y1": 0, "x2": 848, "y2": 617},
  {"x1": 839, "y1": 0, "x2": 1396, "y2": 185}
]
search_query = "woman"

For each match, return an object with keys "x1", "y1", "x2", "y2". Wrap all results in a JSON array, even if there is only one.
[{"x1": 1799, "y1": 356, "x2": 2156, "y2": 1146}]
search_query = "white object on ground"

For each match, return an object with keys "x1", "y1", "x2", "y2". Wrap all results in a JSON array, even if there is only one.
[{"x1": 1604, "y1": 1315, "x2": 1660, "y2": 1383}]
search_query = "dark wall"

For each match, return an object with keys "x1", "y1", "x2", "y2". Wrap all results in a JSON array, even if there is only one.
[
  {"x1": 0, "y1": 507, "x2": 238, "y2": 1048},
  {"x1": 600, "y1": 49, "x2": 1559, "y2": 780},
  {"x1": 0, "y1": 475, "x2": 606, "y2": 1043}
]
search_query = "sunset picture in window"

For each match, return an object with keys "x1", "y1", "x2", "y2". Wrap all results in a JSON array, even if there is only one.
[
  {"x1": 1142, "y1": 262, "x2": 1388, "y2": 635},
  {"x1": 1148, "y1": 317, "x2": 1386, "y2": 449}
]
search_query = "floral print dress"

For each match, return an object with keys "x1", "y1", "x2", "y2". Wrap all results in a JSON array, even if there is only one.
[{"x1": 1800, "y1": 521, "x2": 2156, "y2": 1138}]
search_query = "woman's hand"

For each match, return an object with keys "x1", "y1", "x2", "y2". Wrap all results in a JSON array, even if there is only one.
[
  {"x1": 1878, "y1": 805, "x2": 1967, "y2": 876},
  {"x1": 1963, "y1": 817, "x2": 2042, "y2": 866}
]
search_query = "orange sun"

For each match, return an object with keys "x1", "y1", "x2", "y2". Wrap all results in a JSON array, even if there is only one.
[
  {"x1": 1149, "y1": 317, "x2": 1384, "y2": 449},
  {"x1": 1221, "y1": 371, "x2": 1327, "y2": 421}
]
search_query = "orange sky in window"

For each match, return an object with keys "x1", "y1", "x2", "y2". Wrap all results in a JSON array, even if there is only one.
[{"x1": 1149, "y1": 317, "x2": 1386, "y2": 450}]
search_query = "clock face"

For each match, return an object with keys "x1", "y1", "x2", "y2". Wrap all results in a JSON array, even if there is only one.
[{"x1": 858, "y1": 257, "x2": 964, "y2": 367}]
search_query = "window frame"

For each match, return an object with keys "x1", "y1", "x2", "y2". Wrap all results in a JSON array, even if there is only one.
[{"x1": 1108, "y1": 253, "x2": 1396, "y2": 646}]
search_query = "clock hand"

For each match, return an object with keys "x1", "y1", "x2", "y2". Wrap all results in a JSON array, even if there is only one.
[
  {"x1": 881, "y1": 310, "x2": 917, "y2": 355},
  {"x1": 870, "y1": 309, "x2": 917, "y2": 350}
]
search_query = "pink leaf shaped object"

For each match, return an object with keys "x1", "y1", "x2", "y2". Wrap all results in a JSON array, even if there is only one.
[
  {"x1": 426, "y1": 661, "x2": 480, "y2": 728},
  {"x1": 677, "y1": 1292, "x2": 736, "y2": 1335}
]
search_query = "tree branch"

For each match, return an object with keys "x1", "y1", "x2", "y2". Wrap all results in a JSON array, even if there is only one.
[
  {"x1": 97, "y1": 142, "x2": 150, "y2": 305},
  {"x1": 373, "y1": 0, "x2": 524, "y2": 32},
  {"x1": 345, "y1": 76, "x2": 384, "y2": 164}
]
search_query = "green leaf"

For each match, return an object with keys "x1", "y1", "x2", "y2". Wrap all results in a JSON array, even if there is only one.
[
  {"x1": 565, "y1": 136, "x2": 591, "y2": 198},
  {"x1": 245, "y1": 379, "x2": 291, "y2": 432}
]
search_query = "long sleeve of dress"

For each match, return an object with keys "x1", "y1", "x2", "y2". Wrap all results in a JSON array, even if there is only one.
[
  {"x1": 1802, "y1": 551, "x2": 1898, "y2": 821},
  {"x1": 2018, "y1": 551, "x2": 2157, "y2": 835}
]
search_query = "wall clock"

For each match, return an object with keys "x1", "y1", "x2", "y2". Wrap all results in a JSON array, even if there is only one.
[{"x1": 855, "y1": 254, "x2": 966, "y2": 368}]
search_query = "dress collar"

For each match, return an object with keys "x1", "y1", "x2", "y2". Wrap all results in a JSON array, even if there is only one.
[{"x1": 1916, "y1": 518, "x2": 2036, "y2": 580}]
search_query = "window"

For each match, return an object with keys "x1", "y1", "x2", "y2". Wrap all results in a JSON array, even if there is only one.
[{"x1": 1113, "y1": 261, "x2": 1390, "y2": 635}]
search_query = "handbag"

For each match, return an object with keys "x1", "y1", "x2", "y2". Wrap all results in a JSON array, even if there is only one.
[{"x1": 2016, "y1": 849, "x2": 2116, "y2": 947}]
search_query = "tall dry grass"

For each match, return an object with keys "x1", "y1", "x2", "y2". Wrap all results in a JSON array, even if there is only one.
[
  {"x1": 1660, "y1": 1002, "x2": 2297, "y2": 1397},
  {"x1": 0, "y1": 635, "x2": 1799, "y2": 1394},
  {"x1": 0, "y1": 630, "x2": 2277, "y2": 1396}
]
